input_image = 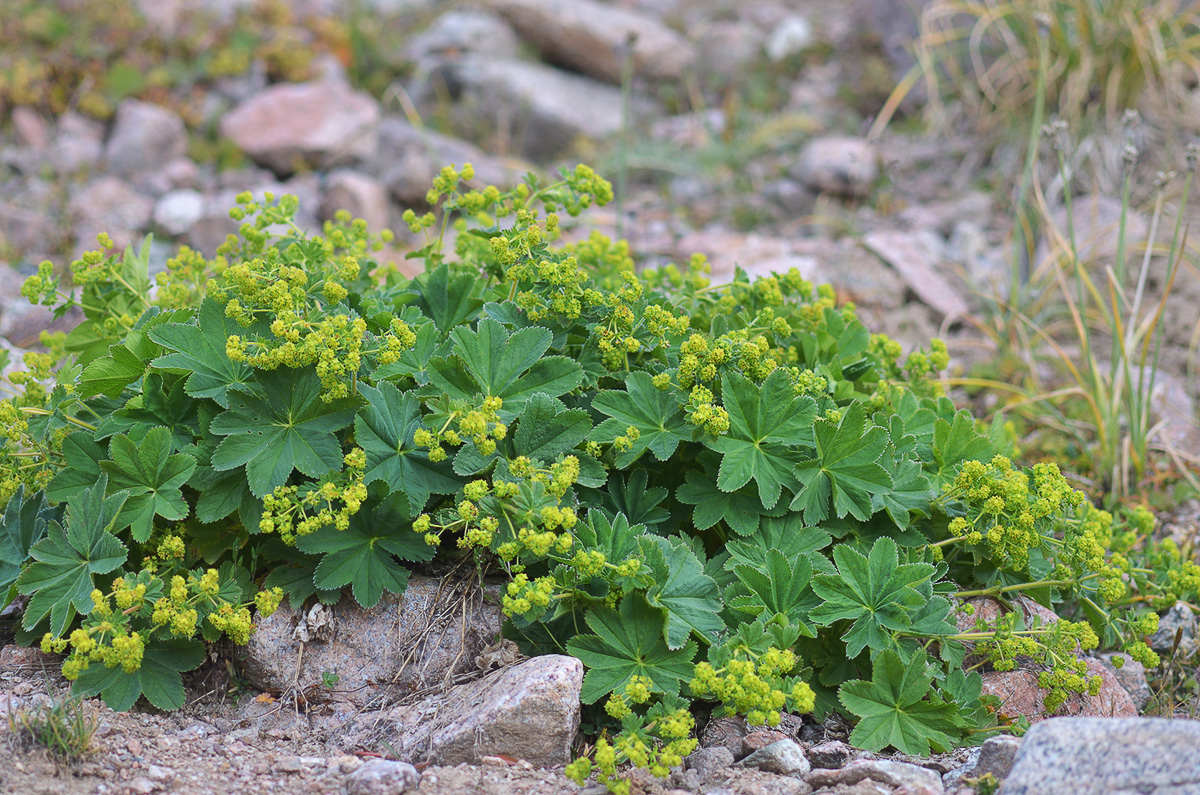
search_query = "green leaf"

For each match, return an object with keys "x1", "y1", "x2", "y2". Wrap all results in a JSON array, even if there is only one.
[
  {"x1": 295, "y1": 492, "x2": 433, "y2": 608},
  {"x1": 0, "y1": 486, "x2": 54, "y2": 597},
  {"x1": 150, "y1": 297, "x2": 255, "y2": 408},
  {"x1": 427, "y1": 318, "x2": 583, "y2": 417},
  {"x1": 731, "y1": 548, "x2": 816, "y2": 632},
  {"x1": 210, "y1": 369, "x2": 358, "y2": 498},
  {"x1": 932, "y1": 411, "x2": 995, "y2": 487},
  {"x1": 566, "y1": 593, "x2": 698, "y2": 703},
  {"x1": 792, "y1": 403, "x2": 893, "y2": 524},
  {"x1": 514, "y1": 393, "x2": 591, "y2": 461},
  {"x1": 676, "y1": 469, "x2": 779, "y2": 537},
  {"x1": 355, "y1": 381, "x2": 462, "y2": 514},
  {"x1": 80, "y1": 343, "x2": 148, "y2": 398},
  {"x1": 408, "y1": 262, "x2": 482, "y2": 332},
  {"x1": 99, "y1": 427, "x2": 197, "y2": 542},
  {"x1": 75, "y1": 637, "x2": 205, "y2": 711},
  {"x1": 574, "y1": 510, "x2": 647, "y2": 571},
  {"x1": 641, "y1": 535, "x2": 724, "y2": 649},
  {"x1": 809, "y1": 537, "x2": 933, "y2": 658},
  {"x1": 710, "y1": 369, "x2": 816, "y2": 510},
  {"x1": 838, "y1": 649, "x2": 960, "y2": 754},
  {"x1": 599, "y1": 469, "x2": 669, "y2": 528},
  {"x1": 16, "y1": 477, "x2": 128, "y2": 636},
  {"x1": 46, "y1": 432, "x2": 106, "y2": 502},
  {"x1": 591, "y1": 372, "x2": 688, "y2": 466}
]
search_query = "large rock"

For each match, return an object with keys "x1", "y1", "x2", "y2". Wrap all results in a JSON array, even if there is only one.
[
  {"x1": 736, "y1": 740, "x2": 810, "y2": 777},
  {"x1": 1097, "y1": 651, "x2": 1152, "y2": 712},
  {"x1": 490, "y1": 0, "x2": 696, "y2": 84},
  {"x1": 104, "y1": 99, "x2": 188, "y2": 179},
  {"x1": 238, "y1": 576, "x2": 503, "y2": 708},
  {"x1": 432, "y1": 58, "x2": 629, "y2": 160},
  {"x1": 345, "y1": 655, "x2": 582, "y2": 767},
  {"x1": 220, "y1": 80, "x2": 381, "y2": 175},
  {"x1": 346, "y1": 759, "x2": 421, "y2": 795},
  {"x1": 50, "y1": 112, "x2": 105, "y2": 174},
  {"x1": 806, "y1": 759, "x2": 944, "y2": 795},
  {"x1": 981, "y1": 657, "x2": 1137, "y2": 723},
  {"x1": 998, "y1": 717, "x2": 1200, "y2": 794}
]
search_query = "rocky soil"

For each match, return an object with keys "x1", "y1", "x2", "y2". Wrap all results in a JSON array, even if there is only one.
[{"x1": 3, "y1": 0, "x2": 1200, "y2": 793}]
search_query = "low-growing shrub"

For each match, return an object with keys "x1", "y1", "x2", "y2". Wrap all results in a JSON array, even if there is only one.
[{"x1": 0, "y1": 163, "x2": 1185, "y2": 791}]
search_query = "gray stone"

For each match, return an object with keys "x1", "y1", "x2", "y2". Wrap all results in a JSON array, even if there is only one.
[
  {"x1": 1097, "y1": 652, "x2": 1152, "y2": 712},
  {"x1": 319, "y1": 170, "x2": 390, "y2": 233},
  {"x1": 1150, "y1": 603, "x2": 1197, "y2": 656},
  {"x1": 863, "y1": 229, "x2": 970, "y2": 319},
  {"x1": 104, "y1": 100, "x2": 188, "y2": 179},
  {"x1": 68, "y1": 177, "x2": 154, "y2": 254},
  {"x1": 807, "y1": 759, "x2": 944, "y2": 795},
  {"x1": 806, "y1": 740, "x2": 851, "y2": 769},
  {"x1": 432, "y1": 57, "x2": 630, "y2": 160},
  {"x1": 239, "y1": 576, "x2": 503, "y2": 709},
  {"x1": 998, "y1": 717, "x2": 1200, "y2": 795},
  {"x1": 737, "y1": 740, "x2": 811, "y2": 777},
  {"x1": 346, "y1": 759, "x2": 421, "y2": 795},
  {"x1": 154, "y1": 190, "x2": 206, "y2": 237},
  {"x1": 352, "y1": 655, "x2": 582, "y2": 767},
  {"x1": 792, "y1": 136, "x2": 879, "y2": 198},
  {"x1": 220, "y1": 80, "x2": 381, "y2": 175},
  {"x1": 367, "y1": 117, "x2": 525, "y2": 207},
  {"x1": 942, "y1": 746, "x2": 982, "y2": 790},
  {"x1": 975, "y1": 735, "x2": 1021, "y2": 780},
  {"x1": 686, "y1": 746, "x2": 735, "y2": 780},
  {"x1": 403, "y1": 9, "x2": 521, "y2": 73},
  {"x1": 490, "y1": 0, "x2": 697, "y2": 84},
  {"x1": 50, "y1": 112, "x2": 105, "y2": 174}
]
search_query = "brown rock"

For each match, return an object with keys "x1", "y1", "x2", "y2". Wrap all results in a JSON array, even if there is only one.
[
  {"x1": 792, "y1": 136, "x2": 879, "y2": 199},
  {"x1": 981, "y1": 657, "x2": 1137, "y2": 724},
  {"x1": 701, "y1": 715, "x2": 749, "y2": 759},
  {"x1": 68, "y1": 177, "x2": 153, "y2": 254},
  {"x1": 490, "y1": 0, "x2": 697, "y2": 84},
  {"x1": 742, "y1": 730, "x2": 789, "y2": 756},
  {"x1": 220, "y1": 81, "x2": 380, "y2": 176},
  {"x1": 238, "y1": 575, "x2": 503, "y2": 709}
]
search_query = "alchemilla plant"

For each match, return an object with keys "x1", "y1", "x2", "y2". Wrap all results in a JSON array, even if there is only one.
[{"x1": 0, "y1": 162, "x2": 1183, "y2": 791}]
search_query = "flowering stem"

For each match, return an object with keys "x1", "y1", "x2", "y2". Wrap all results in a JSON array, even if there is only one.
[{"x1": 19, "y1": 407, "x2": 97, "y2": 432}]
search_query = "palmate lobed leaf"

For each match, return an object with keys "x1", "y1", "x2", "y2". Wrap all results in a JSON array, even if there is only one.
[
  {"x1": 295, "y1": 491, "x2": 434, "y2": 608},
  {"x1": 355, "y1": 381, "x2": 462, "y2": 515},
  {"x1": 75, "y1": 637, "x2": 205, "y2": 711},
  {"x1": 640, "y1": 535, "x2": 724, "y2": 649},
  {"x1": 149, "y1": 297, "x2": 256, "y2": 408},
  {"x1": 809, "y1": 537, "x2": 933, "y2": 658},
  {"x1": 838, "y1": 649, "x2": 959, "y2": 755},
  {"x1": 709, "y1": 369, "x2": 817, "y2": 510},
  {"x1": 99, "y1": 426, "x2": 196, "y2": 542},
  {"x1": 590, "y1": 371, "x2": 688, "y2": 466},
  {"x1": 16, "y1": 477, "x2": 128, "y2": 637},
  {"x1": 792, "y1": 402, "x2": 893, "y2": 524},
  {"x1": 210, "y1": 369, "x2": 358, "y2": 498},
  {"x1": 567, "y1": 593, "x2": 698, "y2": 704}
]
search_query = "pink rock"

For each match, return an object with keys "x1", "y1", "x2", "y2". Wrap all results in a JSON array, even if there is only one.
[
  {"x1": 319, "y1": 170, "x2": 390, "y2": 234},
  {"x1": 981, "y1": 657, "x2": 1137, "y2": 724},
  {"x1": 220, "y1": 81, "x2": 380, "y2": 176}
]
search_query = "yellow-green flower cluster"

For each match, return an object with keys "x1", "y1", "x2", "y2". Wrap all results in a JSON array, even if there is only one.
[
  {"x1": 691, "y1": 647, "x2": 816, "y2": 726},
  {"x1": 259, "y1": 456, "x2": 368, "y2": 544},
  {"x1": 568, "y1": 677, "x2": 697, "y2": 793},
  {"x1": 413, "y1": 396, "x2": 507, "y2": 460},
  {"x1": 944, "y1": 456, "x2": 1084, "y2": 572},
  {"x1": 502, "y1": 572, "x2": 556, "y2": 618}
]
